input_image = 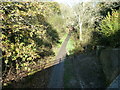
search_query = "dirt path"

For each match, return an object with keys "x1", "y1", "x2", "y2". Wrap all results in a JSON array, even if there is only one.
[{"x1": 48, "y1": 32, "x2": 71, "y2": 88}]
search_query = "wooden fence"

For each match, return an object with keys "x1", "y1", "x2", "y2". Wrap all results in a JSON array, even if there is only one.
[{"x1": 2, "y1": 57, "x2": 65, "y2": 84}]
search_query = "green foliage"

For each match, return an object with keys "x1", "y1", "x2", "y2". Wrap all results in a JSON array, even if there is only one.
[
  {"x1": 72, "y1": 1, "x2": 120, "y2": 51},
  {"x1": 47, "y1": 15, "x2": 66, "y2": 37},
  {"x1": 0, "y1": 2, "x2": 61, "y2": 82},
  {"x1": 99, "y1": 9, "x2": 120, "y2": 47},
  {"x1": 100, "y1": 10, "x2": 119, "y2": 36},
  {"x1": 66, "y1": 37, "x2": 75, "y2": 55}
]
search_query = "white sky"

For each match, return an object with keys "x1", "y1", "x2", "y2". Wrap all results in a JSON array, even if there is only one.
[
  {"x1": 2, "y1": 0, "x2": 118, "y2": 2},
  {"x1": 53, "y1": 0, "x2": 118, "y2": 7},
  {"x1": 53, "y1": 0, "x2": 92, "y2": 7}
]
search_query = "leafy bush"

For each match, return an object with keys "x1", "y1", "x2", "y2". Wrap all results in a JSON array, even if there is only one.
[
  {"x1": 99, "y1": 9, "x2": 120, "y2": 47},
  {"x1": 0, "y1": 2, "x2": 61, "y2": 83}
]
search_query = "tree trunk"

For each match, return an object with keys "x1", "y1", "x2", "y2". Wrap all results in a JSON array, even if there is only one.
[
  {"x1": 79, "y1": 15, "x2": 82, "y2": 41},
  {"x1": 79, "y1": 22, "x2": 82, "y2": 41}
]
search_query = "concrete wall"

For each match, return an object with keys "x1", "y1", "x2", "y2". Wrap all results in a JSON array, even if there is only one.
[{"x1": 99, "y1": 48, "x2": 120, "y2": 85}]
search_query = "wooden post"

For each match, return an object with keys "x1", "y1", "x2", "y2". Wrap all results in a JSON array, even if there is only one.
[{"x1": 59, "y1": 58, "x2": 61, "y2": 63}]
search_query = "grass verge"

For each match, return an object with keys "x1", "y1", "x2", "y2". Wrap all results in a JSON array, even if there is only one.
[
  {"x1": 64, "y1": 57, "x2": 76, "y2": 88},
  {"x1": 53, "y1": 33, "x2": 67, "y2": 56},
  {"x1": 66, "y1": 37, "x2": 75, "y2": 55}
]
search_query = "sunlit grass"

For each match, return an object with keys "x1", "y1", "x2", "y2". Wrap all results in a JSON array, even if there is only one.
[{"x1": 66, "y1": 38, "x2": 75, "y2": 55}]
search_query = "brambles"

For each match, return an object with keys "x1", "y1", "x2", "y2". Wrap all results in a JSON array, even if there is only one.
[{"x1": 1, "y1": 2, "x2": 61, "y2": 84}]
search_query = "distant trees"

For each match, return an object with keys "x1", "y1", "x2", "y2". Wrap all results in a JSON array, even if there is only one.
[
  {"x1": 64, "y1": 1, "x2": 120, "y2": 53},
  {"x1": 67, "y1": 2, "x2": 100, "y2": 52},
  {"x1": 73, "y1": 2, "x2": 97, "y2": 41}
]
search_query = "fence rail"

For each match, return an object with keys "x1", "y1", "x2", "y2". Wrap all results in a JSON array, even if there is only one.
[{"x1": 2, "y1": 57, "x2": 65, "y2": 84}]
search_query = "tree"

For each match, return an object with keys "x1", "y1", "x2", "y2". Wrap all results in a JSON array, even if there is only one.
[
  {"x1": 90, "y1": 1, "x2": 120, "y2": 47},
  {"x1": 99, "y1": 9, "x2": 120, "y2": 47}
]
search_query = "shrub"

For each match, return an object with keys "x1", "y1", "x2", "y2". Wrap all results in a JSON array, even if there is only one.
[
  {"x1": 0, "y1": 2, "x2": 60, "y2": 83},
  {"x1": 99, "y1": 9, "x2": 120, "y2": 47}
]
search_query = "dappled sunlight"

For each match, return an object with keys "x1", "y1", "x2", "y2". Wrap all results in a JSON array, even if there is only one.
[{"x1": 1, "y1": 0, "x2": 120, "y2": 89}]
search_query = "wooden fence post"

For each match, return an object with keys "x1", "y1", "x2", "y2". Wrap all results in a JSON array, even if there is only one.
[{"x1": 59, "y1": 58, "x2": 61, "y2": 63}]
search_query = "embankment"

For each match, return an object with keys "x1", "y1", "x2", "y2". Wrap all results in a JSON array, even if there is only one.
[{"x1": 99, "y1": 48, "x2": 120, "y2": 86}]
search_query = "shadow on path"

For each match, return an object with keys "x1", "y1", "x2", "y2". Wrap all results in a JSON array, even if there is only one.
[{"x1": 47, "y1": 32, "x2": 72, "y2": 88}]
